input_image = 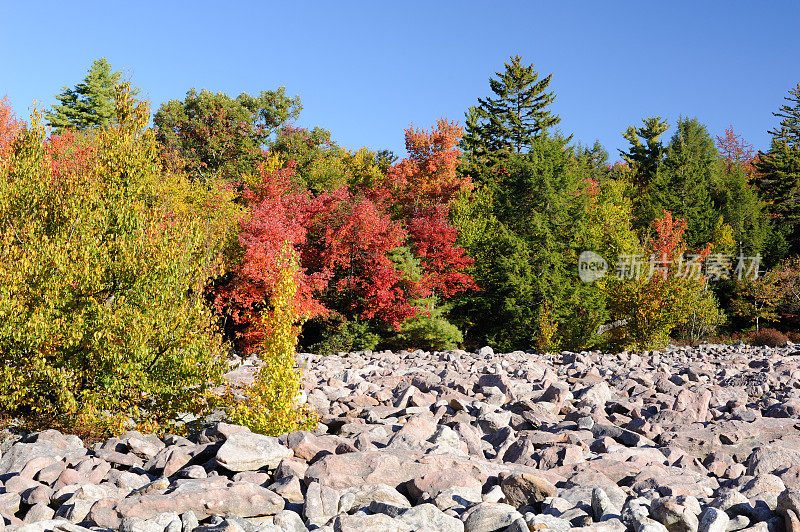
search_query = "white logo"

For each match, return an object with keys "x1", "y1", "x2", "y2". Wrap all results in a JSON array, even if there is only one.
[{"x1": 578, "y1": 251, "x2": 608, "y2": 283}]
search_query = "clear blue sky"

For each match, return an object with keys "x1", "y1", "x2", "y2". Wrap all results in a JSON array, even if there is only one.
[{"x1": 2, "y1": 1, "x2": 799, "y2": 160}]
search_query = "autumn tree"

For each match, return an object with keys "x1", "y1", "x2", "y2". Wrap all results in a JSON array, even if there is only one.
[
  {"x1": 0, "y1": 96, "x2": 23, "y2": 162},
  {"x1": 264, "y1": 126, "x2": 396, "y2": 196},
  {"x1": 264, "y1": 125, "x2": 344, "y2": 193},
  {"x1": 379, "y1": 119, "x2": 469, "y2": 215},
  {"x1": 0, "y1": 86, "x2": 237, "y2": 432},
  {"x1": 717, "y1": 125, "x2": 756, "y2": 177},
  {"x1": 607, "y1": 211, "x2": 722, "y2": 348},
  {"x1": 215, "y1": 120, "x2": 475, "y2": 354},
  {"x1": 226, "y1": 253, "x2": 318, "y2": 435},
  {"x1": 45, "y1": 58, "x2": 130, "y2": 133}
]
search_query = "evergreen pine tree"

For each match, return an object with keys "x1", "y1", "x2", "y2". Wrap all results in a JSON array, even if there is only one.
[
  {"x1": 648, "y1": 117, "x2": 719, "y2": 247},
  {"x1": 575, "y1": 139, "x2": 611, "y2": 184},
  {"x1": 461, "y1": 106, "x2": 489, "y2": 162},
  {"x1": 619, "y1": 117, "x2": 669, "y2": 188},
  {"x1": 462, "y1": 56, "x2": 561, "y2": 157},
  {"x1": 45, "y1": 58, "x2": 124, "y2": 132},
  {"x1": 714, "y1": 161, "x2": 769, "y2": 256},
  {"x1": 754, "y1": 83, "x2": 800, "y2": 254},
  {"x1": 452, "y1": 137, "x2": 610, "y2": 351},
  {"x1": 712, "y1": 127, "x2": 770, "y2": 256}
]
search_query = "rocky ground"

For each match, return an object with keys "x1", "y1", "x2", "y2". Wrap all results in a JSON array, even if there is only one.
[{"x1": 5, "y1": 344, "x2": 800, "y2": 531}]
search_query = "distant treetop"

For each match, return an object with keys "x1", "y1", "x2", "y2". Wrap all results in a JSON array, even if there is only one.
[
  {"x1": 462, "y1": 55, "x2": 561, "y2": 159},
  {"x1": 45, "y1": 58, "x2": 134, "y2": 133}
]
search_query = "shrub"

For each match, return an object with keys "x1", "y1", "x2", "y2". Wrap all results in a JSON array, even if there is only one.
[
  {"x1": 0, "y1": 87, "x2": 238, "y2": 433},
  {"x1": 396, "y1": 297, "x2": 463, "y2": 351},
  {"x1": 534, "y1": 301, "x2": 558, "y2": 352},
  {"x1": 304, "y1": 315, "x2": 381, "y2": 356},
  {"x1": 675, "y1": 289, "x2": 726, "y2": 345},
  {"x1": 749, "y1": 328, "x2": 789, "y2": 347},
  {"x1": 606, "y1": 211, "x2": 723, "y2": 349},
  {"x1": 226, "y1": 254, "x2": 318, "y2": 435},
  {"x1": 607, "y1": 275, "x2": 714, "y2": 349}
]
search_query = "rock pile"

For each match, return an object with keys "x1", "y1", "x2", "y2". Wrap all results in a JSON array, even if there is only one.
[{"x1": 4, "y1": 343, "x2": 800, "y2": 531}]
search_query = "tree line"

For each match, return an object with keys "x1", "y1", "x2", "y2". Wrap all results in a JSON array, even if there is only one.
[{"x1": 1, "y1": 56, "x2": 799, "y2": 433}]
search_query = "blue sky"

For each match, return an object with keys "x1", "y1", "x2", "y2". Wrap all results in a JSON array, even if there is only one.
[{"x1": 2, "y1": 1, "x2": 799, "y2": 160}]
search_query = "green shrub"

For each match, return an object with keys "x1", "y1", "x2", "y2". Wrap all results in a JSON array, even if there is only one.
[
  {"x1": 0, "y1": 87, "x2": 239, "y2": 433},
  {"x1": 305, "y1": 316, "x2": 382, "y2": 356},
  {"x1": 396, "y1": 297, "x2": 463, "y2": 351}
]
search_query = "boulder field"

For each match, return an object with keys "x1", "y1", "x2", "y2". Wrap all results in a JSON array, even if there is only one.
[{"x1": 4, "y1": 343, "x2": 800, "y2": 531}]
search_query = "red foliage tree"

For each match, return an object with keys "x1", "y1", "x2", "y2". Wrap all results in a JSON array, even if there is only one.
[
  {"x1": 716, "y1": 125, "x2": 756, "y2": 177},
  {"x1": 650, "y1": 210, "x2": 711, "y2": 280},
  {"x1": 409, "y1": 205, "x2": 476, "y2": 298},
  {"x1": 45, "y1": 131, "x2": 94, "y2": 183},
  {"x1": 652, "y1": 210, "x2": 688, "y2": 264},
  {"x1": 319, "y1": 199, "x2": 414, "y2": 328},
  {"x1": 215, "y1": 165, "x2": 325, "y2": 350},
  {"x1": 0, "y1": 96, "x2": 23, "y2": 163},
  {"x1": 216, "y1": 119, "x2": 477, "y2": 352}
]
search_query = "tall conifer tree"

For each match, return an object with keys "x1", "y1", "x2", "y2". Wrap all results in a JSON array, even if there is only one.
[
  {"x1": 619, "y1": 117, "x2": 669, "y2": 188},
  {"x1": 755, "y1": 83, "x2": 800, "y2": 253},
  {"x1": 46, "y1": 58, "x2": 124, "y2": 133},
  {"x1": 462, "y1": 55, "x2": 561, "y2": 157},
  {"x1": 648, "y1": 118, "x2": 719, "y2": 248}
]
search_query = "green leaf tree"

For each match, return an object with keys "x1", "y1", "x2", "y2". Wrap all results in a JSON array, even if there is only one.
[
  {"x1": 45, "y1": 58, "x2": 128, "y2": 133},
  {"x1": 266, "y1": 125, "x2": 350, "y2": 193},
  {"x1": 154, "y1": 88, "x2": 301, "y2": 182}
]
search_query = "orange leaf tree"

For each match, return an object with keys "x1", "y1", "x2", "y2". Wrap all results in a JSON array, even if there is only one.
[{"x1": 608, "y1": 210, "x2": 722, "y2": 348}]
